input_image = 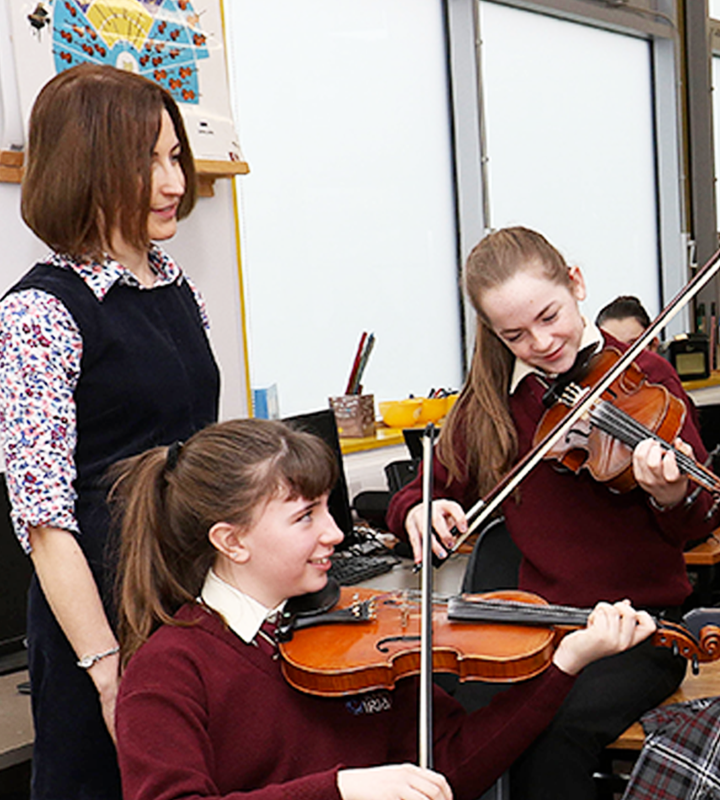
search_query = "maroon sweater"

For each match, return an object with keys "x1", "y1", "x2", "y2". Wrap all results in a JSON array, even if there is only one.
[
  {"x1": 116, "y1": 604, "x2": 574, "y2": 800},
  {"x1": 387, "y1": 336, "x2": 716, "y2": 609}
]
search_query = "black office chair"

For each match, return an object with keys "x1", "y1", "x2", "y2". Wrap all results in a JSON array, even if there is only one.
[
  {"x1": 461, "y1": 516, "x2": 521, "y2": 594},
  {"x1": 437, "y1": 517, "x2": 521, "y2": 707},
  {"x1": 454, "y1": 518, "x2": 521, "y2": 800},
  {"x1": 351, "y1": 459, "x2": 419, "y2": 531}
]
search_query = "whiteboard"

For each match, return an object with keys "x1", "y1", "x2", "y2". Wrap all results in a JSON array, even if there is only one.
[
  {"x1": 479, "y1": 1, "x2": 661, "y2": 325},
  {"x1": 224, "y1": 0, "x2": 463, "y2": 417}
]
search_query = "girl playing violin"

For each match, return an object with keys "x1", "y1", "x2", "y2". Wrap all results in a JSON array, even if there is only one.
[
  {"x1": 112, "y1": 418, "x2": 653, "y2": 800},
  {"x1": 387, "y1": 226, "x2": 717, "y2": 799}
]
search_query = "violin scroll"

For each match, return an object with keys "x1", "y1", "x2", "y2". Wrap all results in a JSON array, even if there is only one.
[{"x1": 653, "y1": 612, "x2": 720, "y2": 675}]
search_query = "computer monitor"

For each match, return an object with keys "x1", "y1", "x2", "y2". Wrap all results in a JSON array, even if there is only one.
[
  {"x1": 283, "y1": 409, "x2": 358, "y2": 546},
  {"x1": 0, "y1": 473, "x2": 32, "y2": 674}
]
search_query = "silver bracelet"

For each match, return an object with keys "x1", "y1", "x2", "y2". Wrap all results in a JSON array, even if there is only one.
[{"x1": 77, "y1": 646, "x2": 119, "y2": 670}]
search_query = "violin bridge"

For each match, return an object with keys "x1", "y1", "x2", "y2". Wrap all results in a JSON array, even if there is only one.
[{"x1": 401, "y1": 591, "x2": 410, "y2": 629}]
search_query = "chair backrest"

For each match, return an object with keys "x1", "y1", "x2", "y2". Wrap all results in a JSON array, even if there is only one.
[
  {"x1": 461, "y1": 517, "x2": 522, "y2": 594},
  {"x1": 384, "y1": 459, "x2": 419, "y2": 495}
]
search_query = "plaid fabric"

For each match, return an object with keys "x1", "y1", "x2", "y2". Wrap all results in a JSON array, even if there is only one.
[{"x1": 622, "y1": 696, "x2": 720, "y2": 799}]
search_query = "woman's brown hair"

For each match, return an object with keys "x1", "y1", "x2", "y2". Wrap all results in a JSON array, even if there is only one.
[
  {"x1": 438, "y1": 227, "x2": 573, "y2": 498},
  {"x1": 22, "y1": 63, "x2": 196, "y2": 260},
  {"x1": 110, "y1": 419, "x2": 338, "y2": 669}
]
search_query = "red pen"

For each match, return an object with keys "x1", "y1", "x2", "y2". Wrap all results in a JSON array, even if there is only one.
[{"x1": 345, "y1": 332, "x2": 367, "y2": 395}]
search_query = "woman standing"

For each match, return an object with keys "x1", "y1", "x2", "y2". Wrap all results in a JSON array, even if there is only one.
[{"x1": 0, "y1": 64, "x2": 219, "y2": 798}]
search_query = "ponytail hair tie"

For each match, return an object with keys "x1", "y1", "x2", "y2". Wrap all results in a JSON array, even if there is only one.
[{"x1": 165, "y1": 440, "x2": 184, "y2": 473}]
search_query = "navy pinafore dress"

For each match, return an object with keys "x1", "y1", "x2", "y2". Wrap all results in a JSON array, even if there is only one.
[{"x1": 6, "y1": 261, "x2": 220, "y2": 800}]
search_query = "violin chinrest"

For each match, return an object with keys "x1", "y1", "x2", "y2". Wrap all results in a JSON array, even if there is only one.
[{"x1": 284, "y1": 578, "x2": 341, "y2": 618}]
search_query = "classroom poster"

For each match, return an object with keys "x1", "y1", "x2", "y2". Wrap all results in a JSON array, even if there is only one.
[{"x1": 5, "y1": 0, "x2": 242, "y2": 162}]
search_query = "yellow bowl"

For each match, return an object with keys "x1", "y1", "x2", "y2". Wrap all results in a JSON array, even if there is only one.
[
  {"x1": 417, "y1": 397, "x2": 451, "y2": 424},
  {"x1": 379, "y1": 398, "x2": 424, "y2": 428},
  {"x1": 445, "y1": 393, "x2": 458, "y2": 414}
]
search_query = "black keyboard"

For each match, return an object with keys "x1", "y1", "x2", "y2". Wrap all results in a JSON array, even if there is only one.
[{"x1": 328, "y1": 553, "x2": 398, "y2": 585}]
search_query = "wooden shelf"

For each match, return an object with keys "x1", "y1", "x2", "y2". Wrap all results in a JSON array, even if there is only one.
[
  {"x1": 195, "y1": 158, "x2": 250, "y2": 197},
  {"x1": 681, "y1": 370, "x2": 720, "y2": 391},
  {"x1": 0, "y1": 150, "x2": 249, "y2": 195},
  {"x1": 340, "y1": 425, "x2": 407, "y2": 454},
  {"x1": 0, "y1": 150, "x2": 23, "y2": 184}
]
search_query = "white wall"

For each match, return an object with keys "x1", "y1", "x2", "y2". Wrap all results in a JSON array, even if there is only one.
[
  {"x1": 225, "y1": 0, "x2": 464, "y2": 418},
  {"x1": 0, "y1": 182, "x2": 47, "y2": 282},
  {"x1": 478, "y1": 2, "x2": 661, "y2": 325}
]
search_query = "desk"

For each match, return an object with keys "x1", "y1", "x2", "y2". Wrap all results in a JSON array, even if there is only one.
[
  {"x1": 609, "y1": 659, "x2": 720, "y2": 751},
  {"x1": 362, "y1": 553, "x2": 467, "y2": 596},
  {"x1": 0, "y1": 670, "x2": 32, "y2": 771},
  {"x1": 684, "y1": 534, "x2": 720, "y2": 606}
]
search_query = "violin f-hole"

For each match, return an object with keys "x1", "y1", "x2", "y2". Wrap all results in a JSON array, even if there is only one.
[{"x1": 376, "y1": 634, "x2": 420, "y2": 653}]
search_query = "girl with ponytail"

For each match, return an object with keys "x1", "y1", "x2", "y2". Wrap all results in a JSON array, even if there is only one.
[
  {"x1": 386, "y1": 226, "x2": 716, "y2": 799},
  {"x1": 112, "y1": 418, "x2": 652, "y2": 800}
]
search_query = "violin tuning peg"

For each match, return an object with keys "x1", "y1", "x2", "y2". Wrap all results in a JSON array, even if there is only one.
[
  {"x1": 692, "y1": 654, "x2": 700, "y2": 675},
  {"x1": 672, "y1": 641, "x2": 679, "y2": 658}
]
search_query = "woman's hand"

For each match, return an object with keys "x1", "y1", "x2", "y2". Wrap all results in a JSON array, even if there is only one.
[
  {"x1": 552, "y1": 600, "x2": 656, "y2": 676},
  {"x1": 338, "y1": 763, "x2": 452, "y2": 800},
  {"x1": 633, "y1": 437, "x2": 692, "y2": 510},
  {"x1": 29, "y1": 525, "x2": 120, "y2": 742},
  {"x1": 89, "y1": 654, "x2": 120, "y2": 744},
  {"x1": 404, "y1": 501, "x2": 467, "y2": 564}
]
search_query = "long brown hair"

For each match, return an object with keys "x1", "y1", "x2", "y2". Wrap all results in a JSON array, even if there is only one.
[
  {"x1": 110, "y1": 419, "x2": 338, "y2": 669},
  {"x1": 438, "y1": 227, "x2": 573, "y2": 498},
  {"x1": 22, "y1": 63, "x2": 196, "y2": 261}
]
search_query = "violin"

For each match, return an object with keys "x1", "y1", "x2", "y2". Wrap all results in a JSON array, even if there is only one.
[
  {"x1": 276, "y1": 584, "x2": 720, "y2": 697},
  {"x1": 534, "y1": 347, "x2": 720, "y2": 495},
  {"x1": 443, "y1": 245, "x2": 720, "y2": 558}
]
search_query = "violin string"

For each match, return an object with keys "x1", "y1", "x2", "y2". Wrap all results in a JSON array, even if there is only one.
[
  {"x1": 400, "y1": 592, "x2": 591, "y2": 626},
  {"x1": 590, "y1": 400, "x2": 720, "y2": 491},
  {"x1": 448, "y1": 596, "x2": 591, "y2": 626},
  {"x1": 599, "y1": 402, "x2": 717, "y2": 487},
  {"x1": 593, "y1": 402, "x2": 707, "y2": 483},
  {"x1": 398, "y1": 590, "x2": 456, "y2": 604}
]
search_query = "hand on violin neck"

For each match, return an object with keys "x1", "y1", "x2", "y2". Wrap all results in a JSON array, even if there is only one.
[
  {"x1": 337, "y1": 763, "x2": 453, "y2": 800},
  {"x1": 552, "y1": 600, "x2": 656, "y2": 676},
  {"x1": 405, "y1": 500, "x2": 466, "y2": 564},
  {"x1": 633, "y1": 437, "x2": 692, "y2": 510}
]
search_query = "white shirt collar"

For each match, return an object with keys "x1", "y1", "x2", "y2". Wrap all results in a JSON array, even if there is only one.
[
  {"x1": 200, "y1": 568, "x2": 285, "y2": 644},
  {"x1": 509, "y1": 317, "x2": 603, "y2": 394},
  {"x1": 45, "y1": 244, "x2": 183, "y2": 301}
]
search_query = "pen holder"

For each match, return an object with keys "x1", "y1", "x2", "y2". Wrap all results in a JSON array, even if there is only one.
[{"x1": 329, "y1": 394, "x2": 375, "y2": 438}]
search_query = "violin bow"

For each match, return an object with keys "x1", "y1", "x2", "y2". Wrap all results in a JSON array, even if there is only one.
[
  {"x1": 442, "y1": 244, "x2": 720, "y2": 560},
  {"x1": 419, "y1": 422, "x2": 436, "y2": 769}
]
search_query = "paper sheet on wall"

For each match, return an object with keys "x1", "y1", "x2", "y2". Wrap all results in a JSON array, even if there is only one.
[{"x1": 5, "y1": 0, "x2": 242, "y2": 162}]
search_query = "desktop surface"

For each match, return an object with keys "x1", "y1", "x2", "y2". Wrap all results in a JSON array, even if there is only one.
[{"x1": 0, "y1": 670, "x2": 32, "y2": 771}]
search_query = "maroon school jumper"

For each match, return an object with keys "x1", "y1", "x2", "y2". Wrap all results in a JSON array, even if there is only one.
[
  {"x1": 387, "y1": 333, "x2": 716, "y2": 610},
  {"x1": 116, "y1": 604, "x2": 574, "y2": 800}
]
